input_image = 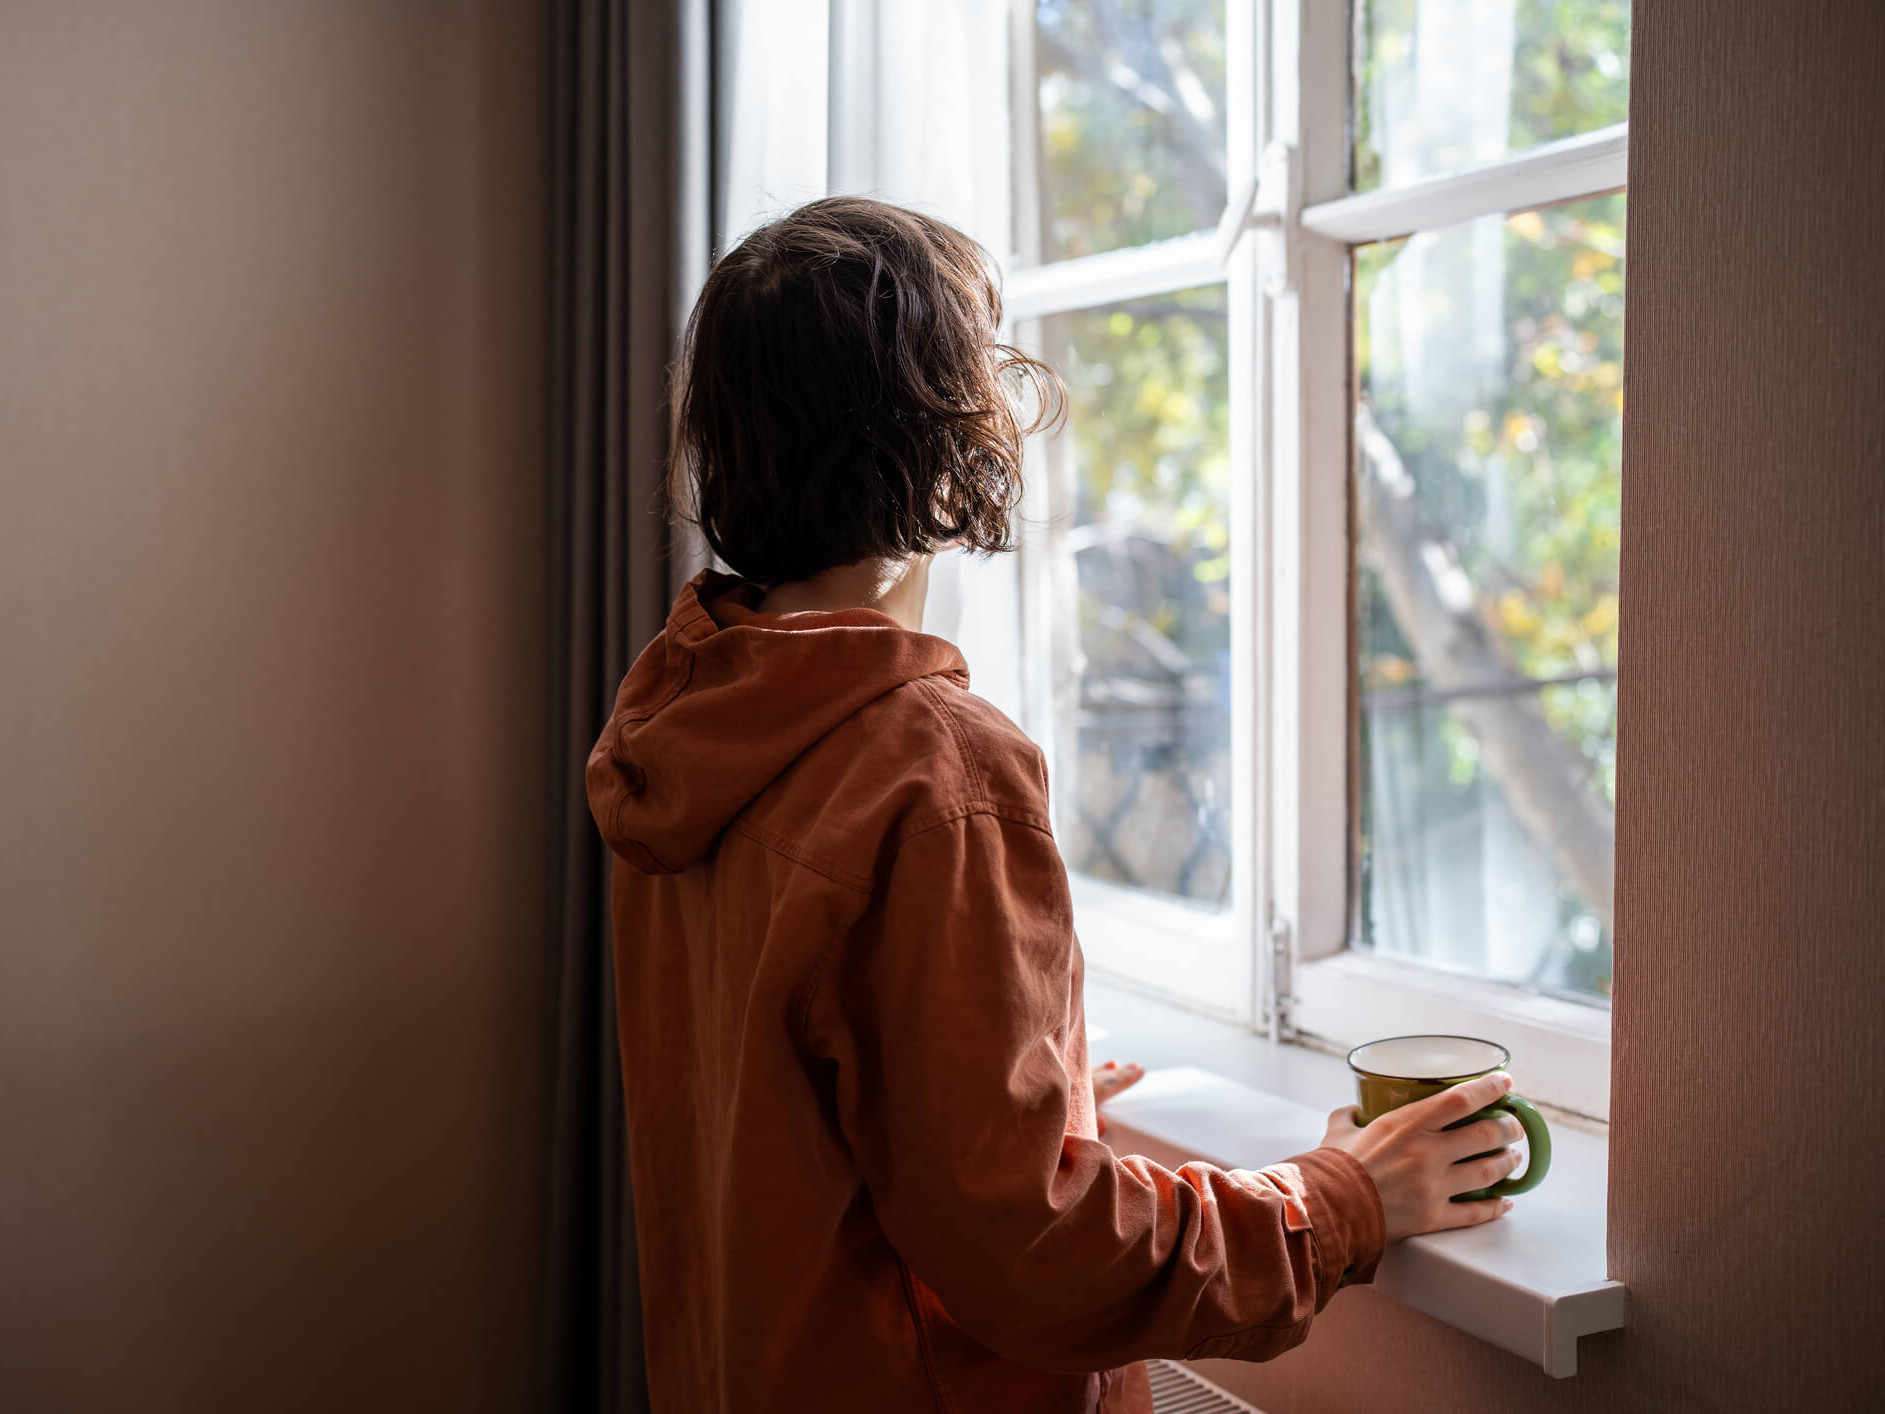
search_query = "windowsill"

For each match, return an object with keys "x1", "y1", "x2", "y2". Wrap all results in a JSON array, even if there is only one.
[
  {"x1": 1086, "y1": 978, "x2": 1625, "y2": 1378},
  {"x1": 1293, "y1": 951, "x2": 1613, "y2": 1121}
]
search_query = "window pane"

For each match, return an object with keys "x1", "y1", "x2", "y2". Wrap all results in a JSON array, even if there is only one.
[
  {"x1": 1353, "y1": 0, "x2": 1631, "y2": 192},
  {"x1": 1022, "y1": 0, "x2": 1227, "y2": 263},
  {"x1": 1353, "y1": 195, "x2": 1625, "y2": 1002},
  {"x1": 1027, "y1": 286, "x2": 1232, "y2": 907}
]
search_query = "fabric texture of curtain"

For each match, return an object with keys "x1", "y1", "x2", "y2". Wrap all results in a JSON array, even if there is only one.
[{"x1": 542, "y1": 1, "x2": 705, "y2": 1409}]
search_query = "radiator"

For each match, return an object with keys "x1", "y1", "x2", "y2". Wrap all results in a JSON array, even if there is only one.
[{"x1": 1146, "y1": 1359, "x2": 1267, "y2": 1414}]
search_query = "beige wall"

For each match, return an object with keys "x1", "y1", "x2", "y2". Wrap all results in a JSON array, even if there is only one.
[
  {"x1": 0, "y1": 3, "x2": 548, "y2": 1410},
  {"x1": 1194, "y1": 2, "x2": 1885, "y2": 1410}
]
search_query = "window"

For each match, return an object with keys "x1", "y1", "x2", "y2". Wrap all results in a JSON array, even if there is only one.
[
  {"x1": 1032, "y1": 286, "x2": 1233, "y2": 911},
  {"x1": 1006, "y1": 0, "x2": 1254, "y2": 1006},
  {"x1": 714, "y1": 0, "x2": 1628, "y2": 1118},
  {"x1": 1280, "y1": 0, "x2": 1629, "y2": 1119},
  {"x1": 1007, "y1": 0, "x2": 1627, "y2": 1116},
  {"x1": 1024, "y1": 0, "x2": 1228, "y2": 261},
  {"x1": 1353, "y1": 196, "x2": 1624, "y2": 1005}
]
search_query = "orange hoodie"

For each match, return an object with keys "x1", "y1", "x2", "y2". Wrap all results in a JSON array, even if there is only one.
[{"x1": 588, "y1": 571, "x2": 1385, "y2": 1413}]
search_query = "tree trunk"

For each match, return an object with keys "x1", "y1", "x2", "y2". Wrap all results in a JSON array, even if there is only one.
[{"x1": 1355, "y1": 404, "x2": 1616, "y2": 932}]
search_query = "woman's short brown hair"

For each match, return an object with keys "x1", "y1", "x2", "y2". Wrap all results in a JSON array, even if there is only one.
[{"x1": 668, "y1": 196, "x2": 1062, "y2": 586}]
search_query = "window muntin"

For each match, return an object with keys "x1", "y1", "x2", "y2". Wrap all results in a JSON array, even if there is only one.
[
  {"x1": 1352, "y1": 0, "x2": 1631, "y2": 192},
  {"x1": 1025, "y1": 0, "x2": 1229, "y2": 263},
  {"x1": 997, "y1": 0, "x2": 1626, "y2": 1099},
  {"x1": 714, "y1": 0, "x2": 1624, "y2": 1082},
  {"x1": 1348, "y1": 185, "x2": 1623, "y2": 1004},
  {"x1": 1025, "y1": 286, "x2": 1233, "y2": 908}
]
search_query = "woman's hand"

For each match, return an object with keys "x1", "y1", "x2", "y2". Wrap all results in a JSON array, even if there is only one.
[
  {"x1": 1318, "y1": 1071, "x2": 1525, "y2": 1241},
  {"x1": 1092, "y1": 1059, "x2": 1143, "y2": 1137}
]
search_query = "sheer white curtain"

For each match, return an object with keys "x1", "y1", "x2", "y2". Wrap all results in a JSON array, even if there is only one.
[
  {"x1": 717, "y1": 0, "x2": 1009, "y2": 255},
  {"x1": 716, "y1": 0, "x2": 830, "y2": 246},
  {"x1": 716, "y1": 0, "x2": 1027, "y2": 727},
  {"x1": 826, "y1": 0, "x2": 1011, "y2": 247}
]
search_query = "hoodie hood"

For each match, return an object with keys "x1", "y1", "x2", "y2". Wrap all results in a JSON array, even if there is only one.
[{"x1": 587, "y1": 570, "x2": 969, "y2": 874}]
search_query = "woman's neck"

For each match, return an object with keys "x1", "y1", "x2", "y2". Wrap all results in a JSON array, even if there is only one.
[{"x1": 756, "y1": 555, "x2": 932, "y2": 631}]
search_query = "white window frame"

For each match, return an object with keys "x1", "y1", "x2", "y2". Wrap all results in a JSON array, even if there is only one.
[
  {"x1": 1264, "y1": 2, "x2": 1622, "y2": 1120},
  {"x1": 1003, "y1": 0, "x2": 1263, "y2": 1021},
  {"x1": 717, "y1": 0, "x2": 1625, "y2": 1119},
  {"x1": 1005, "y1": 0, "x2": 1624, "y2": 1120}
]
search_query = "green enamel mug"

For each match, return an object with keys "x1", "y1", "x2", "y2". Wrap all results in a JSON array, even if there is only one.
[{"x1": 1347, "y1": 1034, "x2": 1552, "y2": 1200}]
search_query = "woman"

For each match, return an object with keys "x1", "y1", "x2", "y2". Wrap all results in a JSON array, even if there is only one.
[{"x1": 587, "y1": 196, "x2": 1524, "y2": 1412}]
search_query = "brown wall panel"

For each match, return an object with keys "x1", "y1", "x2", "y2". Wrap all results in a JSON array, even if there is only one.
[
  {"x1": 1602, "y1": 0, "x2": 1885, "y2": 1404},
  {"x1": 0, "y1": 3, "x2": 549, "y2": 1409}
]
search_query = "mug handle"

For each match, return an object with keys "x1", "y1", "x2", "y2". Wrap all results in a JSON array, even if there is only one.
[{"x1": 1454, "y1": 1093, "x2": 1552, "y2": 1200}]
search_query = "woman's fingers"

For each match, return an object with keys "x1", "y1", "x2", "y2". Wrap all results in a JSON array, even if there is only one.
[
  {"x1": 1319, "y1": 1085, "x2": 1527, "y2": 1241},
  {"x1": 1091, "y1": 1061, "x2": 1143, "y2": 1103},
  {"x1": 1405, "y1": 1071, "x2": 1513, "y2": 1131},
  {"x1": 1439, "y1": 1113, "x2": 1524, "y2": 1162},
  {"x1": 1445, "y1": 1146, "x2": 1525, "y2": 1197},
  {"x1": 1320, "y1": 1103, "x2": 1363, "y2": 1147},
  {"x1": 1092, "y1": 1060, "x2": 1144, "y2": 1104},
  {"x1": 1430, "y1": 1194, "x2": 1514, "y2": 1230}
]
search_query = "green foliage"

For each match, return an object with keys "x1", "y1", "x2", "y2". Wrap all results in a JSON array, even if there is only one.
[
  {"x1": 1033, "y1": 0, "x2": 1227, "y2": 259},
  {"x1": 1031, "y1": 2, "x2": 1629, "y2": 993},
  {"x1": 1346, "y1": 1, "x2": 1629, "y2": 999},
  {"x1": 1354, "y1": 0, "x2": 1631, "y2": 191},
  {"x1": 1355, "y1": 192, "x2": 1624, "y2": 999},
  {"x1": 1052, "y1": 285, "x2": 1232, "y2": 663},
  {"x1": 1357, "y1": 204, "x2": 1625, "y2": 808}
]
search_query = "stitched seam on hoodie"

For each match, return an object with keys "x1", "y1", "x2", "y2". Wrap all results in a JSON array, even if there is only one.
[
  {"x1": 605, "y1": 653, "x2": 697, "y2": 848},
  {"x1": 898, "y1": 1261, "x2": 957, "y2": 1414},
  {"x1": 914, "y1": 677, "x2": 987, "y2": 804},
  {"x1": 792, "y1": 921, "x2": 848, "y2": 1048},
  {"x1": 727, "y1": 817, "x2": 873, "y2": 894},
  {"x1": 1303, "y1": 1223, "x2": 1333, "y2": 1309},
  {"x1": 670, "y1": 595, "x2": 717, "y2": 643},
  {"x1": 1184, "y1": 1312, "x2": 1313, "y2": 1358},
  {"x1": 608, "y1": 795, "x2": 682, "y2": 870},
  {"x1": 1304, "y1": 1153, "x2": 1379, "y2": 1289},
  {"x1": 1172, "y1": 1182, "x2": 1329, "y2": 1355},
  {"x1": 776, "y1": 806, "x2": 1048, "y2": 1055},
  {"x1": 896, "y1": 802, "x2": 1056, "y2": 847},
  {"x1": 619, "y1": 649, "x2": 695, "y2": 727}
]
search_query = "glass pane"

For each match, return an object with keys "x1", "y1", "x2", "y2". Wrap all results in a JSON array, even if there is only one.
[
  {"x1": 1353, "y1": 0, "x2": 1631, "y2": 192},
  {"x1": 1027, "y1": 286, "x2": 1232, "y2": 907},
  {"x1": 1023, "y1": 0, "x2": 1227, "y2": 263},
  {"x1": 1353, "y1": 195, "x2": 1625, "y2": 1002}
]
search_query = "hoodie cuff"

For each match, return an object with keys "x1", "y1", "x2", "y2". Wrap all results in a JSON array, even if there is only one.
[{"x1": 1290, "y1": 1147, "x2": 1387, "y2": 1301}]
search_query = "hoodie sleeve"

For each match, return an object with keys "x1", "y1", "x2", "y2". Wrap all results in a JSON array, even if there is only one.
[{"x1": 810, "y1": 807, "x2": 1385, "y2": 1372}]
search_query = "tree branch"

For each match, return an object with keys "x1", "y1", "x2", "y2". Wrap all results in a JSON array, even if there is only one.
[
  {"x1": 1035, "y1": 27, "x2": 1224, "y2": 233},
  {"x1": 1356, "y1": 403, "x2": 1616, "y2": 932}
]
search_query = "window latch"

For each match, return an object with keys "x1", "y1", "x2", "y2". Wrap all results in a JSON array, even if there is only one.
[
  {"x1": 1267, "y1": 915, "x2": 1299, "y2": 1043},
  {"x1": 1214, "y1": 142, "x2": 1297, "y2": 269}
]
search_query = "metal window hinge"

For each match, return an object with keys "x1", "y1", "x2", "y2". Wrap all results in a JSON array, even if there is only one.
[
  {"x1": 1215, "y1": 142, "x2": 1299, "y2": 279},
  {"x1": 1267, "y1": 915, "x2": 1300, "y2": 1042},
  {"x1": 1259, "y1": 142, "x2": 1303, "y2": 298}
]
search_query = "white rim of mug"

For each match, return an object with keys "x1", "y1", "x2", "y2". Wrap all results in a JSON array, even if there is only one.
[{"x1": 1345, "y1": 1034, "x2": 1513, "y2": 1085}]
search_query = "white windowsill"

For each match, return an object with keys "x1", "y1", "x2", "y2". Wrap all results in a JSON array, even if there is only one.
[
  {"x1": 1292, "y1": 951, "x2": 1613, "y2": 1121},
  {"x1": 1086, "y1": 979, "x2": 1625, "y2": 1378}
]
